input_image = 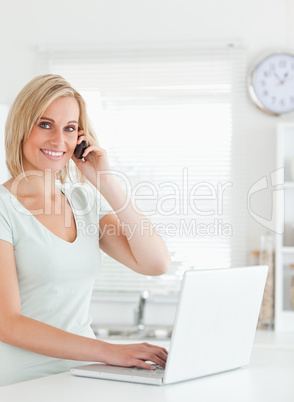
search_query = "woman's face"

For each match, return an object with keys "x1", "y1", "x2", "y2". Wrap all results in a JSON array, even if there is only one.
[{"x1": 22, "y1": 96, "x2": 80, "y2": 174}]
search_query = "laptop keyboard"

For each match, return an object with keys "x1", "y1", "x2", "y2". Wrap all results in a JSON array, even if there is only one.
[{"x1": 128, "y1": 365, "x2": 165, "y2": 377}]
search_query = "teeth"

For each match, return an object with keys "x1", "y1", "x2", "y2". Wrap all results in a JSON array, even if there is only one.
[{"x1": 42, "y1": 149, "x2": 64, "y2": 157}]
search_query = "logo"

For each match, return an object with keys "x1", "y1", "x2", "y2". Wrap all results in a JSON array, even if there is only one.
[{"x1": 247, "y1": 167, "x2": 284, "y2": 234}]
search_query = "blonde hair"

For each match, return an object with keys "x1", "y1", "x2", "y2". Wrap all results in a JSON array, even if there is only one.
[{"x1": 5, "y1": 74, "x2": 99, "y2": 184}]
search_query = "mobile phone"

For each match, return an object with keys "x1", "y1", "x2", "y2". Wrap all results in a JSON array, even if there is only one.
[{"x1": 74, "y1": 140, "x2": 87, "y2": 159}]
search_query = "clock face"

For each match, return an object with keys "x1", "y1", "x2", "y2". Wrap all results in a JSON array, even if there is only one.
[{"x1": 250, "y1": 53, "x2": 294, "y2": 115}]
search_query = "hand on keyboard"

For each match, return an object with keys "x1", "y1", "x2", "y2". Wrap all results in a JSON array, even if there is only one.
[{"x1": 103, "y1": 342, "x2": 168, "y2": 371}]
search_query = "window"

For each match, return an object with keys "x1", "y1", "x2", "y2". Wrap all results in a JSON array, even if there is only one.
[
  {"x1": 0, "y1": 104, "x2": 9, "y2": 183},
  {"x1": 37, "y1": 42, "x2": 248, "y2": 295}
]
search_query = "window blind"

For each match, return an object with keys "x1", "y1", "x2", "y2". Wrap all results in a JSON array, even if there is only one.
[
  {"x1": 0, "y1": 104, "x2": 9, "y2": 183},
  {"x1": 36, "y1": 42, "x2": 248, "y2": 295}
]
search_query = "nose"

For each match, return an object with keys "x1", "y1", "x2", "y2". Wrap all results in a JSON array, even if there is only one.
[{"x1": 50, "y1": 127, "x2": 66, "y2": 148}]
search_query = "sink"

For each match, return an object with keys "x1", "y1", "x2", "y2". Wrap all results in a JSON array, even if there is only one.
[{"x1": 92, "y1": 325, "x2": 173, "y2": 340}]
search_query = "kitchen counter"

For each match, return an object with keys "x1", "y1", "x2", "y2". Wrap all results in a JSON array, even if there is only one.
[{"x1": 0, "y1": 330, "x2": 294, "y2": 402}]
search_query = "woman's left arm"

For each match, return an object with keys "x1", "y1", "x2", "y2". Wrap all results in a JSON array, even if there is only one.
[
  {"x1": 99, "y1": 175, "x2": 171, "y2": 276},
  {"x1": 72, "y1": 135, "x2": 171, "y2": 276}
]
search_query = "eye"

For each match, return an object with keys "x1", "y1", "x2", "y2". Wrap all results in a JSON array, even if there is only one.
[
  {"x1": 64, "y1": 126, "x2": 77, "y2": 132},
  {"x1": 39, "y1": 122, "x2": 51, "y2": 129}
]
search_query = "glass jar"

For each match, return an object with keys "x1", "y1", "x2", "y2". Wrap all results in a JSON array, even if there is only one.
[
  {"x1": 258, "y1": 232, "x2": 275, "y2": 329},
  {"x1": 249, "y1": 250, "x2": 260, "y2": 266}
]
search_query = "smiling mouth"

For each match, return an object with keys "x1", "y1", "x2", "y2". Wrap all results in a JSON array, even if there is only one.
[{"x1": 40, "y1": 149, "x2": 66, "y2": 160}]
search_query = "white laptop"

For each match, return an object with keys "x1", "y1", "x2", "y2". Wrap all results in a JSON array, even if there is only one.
[{"x1": 71, "y1": 265, "x2": 268, "y2": 386}]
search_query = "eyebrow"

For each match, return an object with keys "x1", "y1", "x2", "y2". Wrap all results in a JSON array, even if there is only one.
[{"x1": 40, "y1": 117, "x2": 78, "y2": 124}]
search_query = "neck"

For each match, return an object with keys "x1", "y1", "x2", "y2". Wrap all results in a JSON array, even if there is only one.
[{"x1": 10, "y1": 169, "x2": 61, "y2": 200}]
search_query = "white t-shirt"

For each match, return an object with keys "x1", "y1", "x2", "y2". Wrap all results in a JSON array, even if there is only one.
[{"x1": 0, "y1": 182, "x2": 113, "y2": 386}]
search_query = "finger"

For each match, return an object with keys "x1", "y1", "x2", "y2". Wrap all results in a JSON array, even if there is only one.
[
  {"x1": 146, "y1": 348, "x2": 168, "y2": 362},
  {"x1": 146, "y1": 352, "x2": 167, "y2": 368},
  {"x1": 140, "y1": 347, "x2": 168, "y2": 365},
  {"x1": 137, "y1": 351, "x2": 166, "y2": 368},
  {"x1": 76, "y1": 135, "x2": 86, "y2": 144},
  {"x1": 154, "y1": 346, "x2": 168, "y2": 356},
  {"x1": 133, "y1": 360, "x2": 157, "y2": 371},
  {"x1": 82, "y1": 145, "x2": 105, "y2": 158},
  {"x1": 142, "y1": 342, "x2": 169, "y2": 356},
  {"x1": 129, "y1": 344, "x2": 167, "y2": 367}
]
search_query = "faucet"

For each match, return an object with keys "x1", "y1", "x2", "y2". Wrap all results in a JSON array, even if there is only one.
[{"x1": 134, "y1": 290, "x2": 149, "y2": 331}]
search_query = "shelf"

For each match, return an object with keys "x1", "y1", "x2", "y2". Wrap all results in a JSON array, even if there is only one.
[
  {"x1": 282, "y1": 247, "x2": 294, "y2": 253},
  {"x1": 275, "y1": 122, "x2": 294, "y2": 331},
  {"x1": 283, "y1": 182, "x2": 294, "y2": 188}
]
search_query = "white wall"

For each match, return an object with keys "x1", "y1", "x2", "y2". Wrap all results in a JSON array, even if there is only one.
[{"x1": 0, "y1": 0, "x2": 293, "y2": 255}]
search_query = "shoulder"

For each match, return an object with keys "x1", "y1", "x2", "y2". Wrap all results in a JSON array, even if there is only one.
[
  {"x1": 1, "y1": 179, "x2": 13, "y2": 190},
  {"x1": 0, "y1": 184, "x2": 13, "y2": 210},
  {"x1": 0, "y1": 185, "x2": 14, "y2": 243}
]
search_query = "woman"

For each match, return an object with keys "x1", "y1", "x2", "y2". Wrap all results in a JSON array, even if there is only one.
[{"x1": 0, "y1": 74, "x2": 171, "y2": 386}]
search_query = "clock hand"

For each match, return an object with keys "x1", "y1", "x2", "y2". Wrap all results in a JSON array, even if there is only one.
[
  {"x1": 280, "y1": 71, "x2": 290, "y2": 84},
  {"x1": 278, "y1": 71, "x2": 291, "y2": 85},
  {"x1": 279, "y1": 71, "x2": 289, "y2": 84},
  {"x1": 275, "y1": 71, "x2": 292, "y2": 85},
  {"x1": 274, "y1": 72, "x2": 283, "y2": 83}
]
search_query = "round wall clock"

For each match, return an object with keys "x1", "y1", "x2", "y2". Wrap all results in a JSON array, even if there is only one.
[{"x1": 248, "y1": 52, "x2": 294, "y2": 116}]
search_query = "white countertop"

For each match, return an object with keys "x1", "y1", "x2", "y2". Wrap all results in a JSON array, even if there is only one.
[{"x1": 1, "y1": 330, "x2": 294, "y2": 402}]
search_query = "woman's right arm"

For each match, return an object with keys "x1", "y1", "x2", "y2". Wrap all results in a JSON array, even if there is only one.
[{"x1": 0, "y1": 240, "x2": 167, "y2": 370}]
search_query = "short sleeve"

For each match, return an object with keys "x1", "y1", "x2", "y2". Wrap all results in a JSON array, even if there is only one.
[
  {"x1": 98, "y1": 192, "x2": 114, "y2": 220},
  {"x1": 0, "y1": 197, "x2": 13, "y2": 245}
]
